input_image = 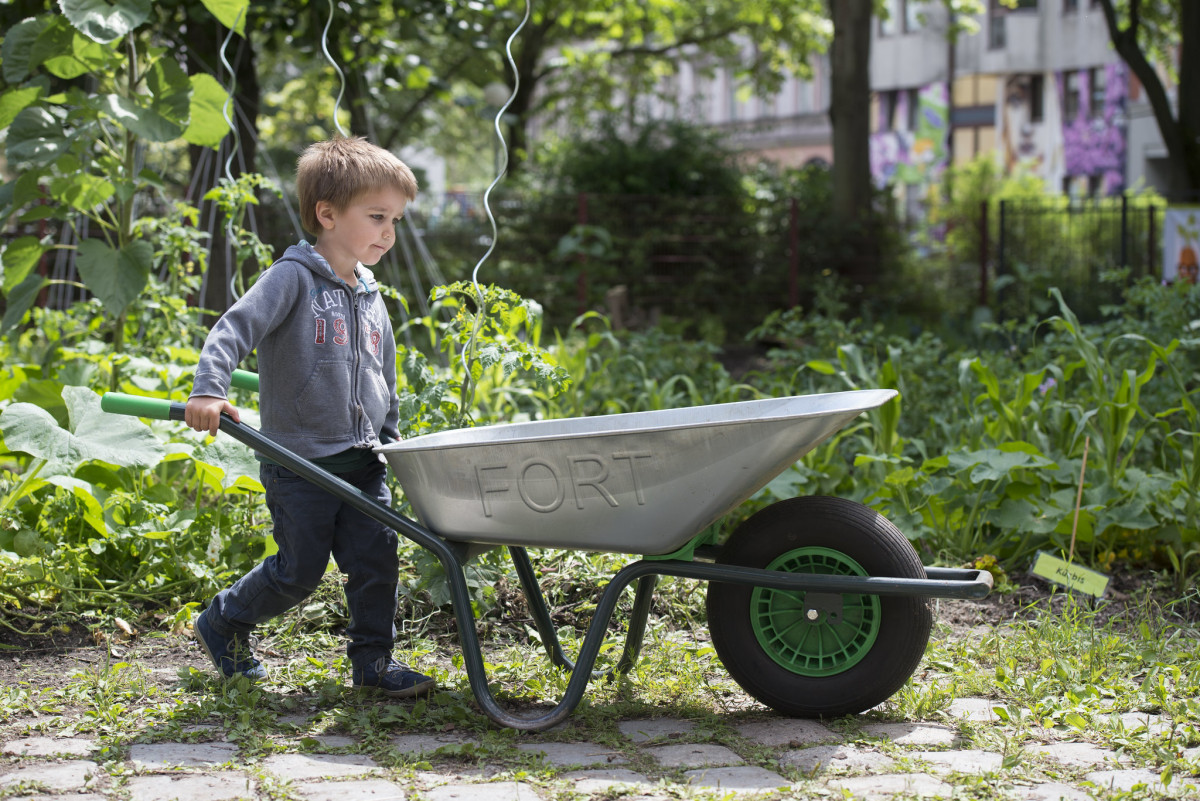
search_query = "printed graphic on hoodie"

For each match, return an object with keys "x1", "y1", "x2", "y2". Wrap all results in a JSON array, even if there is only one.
[{"x1": 309, "y1": 283, "x2": 386, "y2": 356}]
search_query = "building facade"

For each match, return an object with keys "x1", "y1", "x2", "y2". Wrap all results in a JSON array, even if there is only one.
[{"x1": 659, "y1": 0, "x2": 1171, "y2": 203}]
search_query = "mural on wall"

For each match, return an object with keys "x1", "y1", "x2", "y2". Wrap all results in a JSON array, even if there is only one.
[
  {"x1": 1057, "y1": 62, "x2": 1128, "y2": 196},
  {"x1": 869, "y1": 82, "x2": 950, "y2": 188},
  {"x1": 1163, "y1": 207, "x2": 1200, "y2": 284},
  {"x1": 1001, "y1": 75, "x2": 1047, "y2": 173}
]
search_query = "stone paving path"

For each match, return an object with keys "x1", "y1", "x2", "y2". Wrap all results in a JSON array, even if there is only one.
[{"x1": 3, "y1": 701, "x2": 1197, "y2": 800}]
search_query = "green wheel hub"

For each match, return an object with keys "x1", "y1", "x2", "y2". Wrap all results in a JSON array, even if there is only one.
[{"x1": 750, "y1": 547, "x2": 881, "y2": 677}]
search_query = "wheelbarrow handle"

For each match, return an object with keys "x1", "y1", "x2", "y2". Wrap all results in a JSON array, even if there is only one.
[
  {"x1": 230, "y1": 369, "x2": 259, "y2": 392},
  {"x1": 101, "y1": 393, "x2": 185, "y2": 422},
  {"x1": 100, "y1": 371, "x2": 257, "y2": 422}
]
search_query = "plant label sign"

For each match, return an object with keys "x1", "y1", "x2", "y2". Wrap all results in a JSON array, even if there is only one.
[{"x1": 1031, "y1": 551, "x2": 1109, "y2": 598}]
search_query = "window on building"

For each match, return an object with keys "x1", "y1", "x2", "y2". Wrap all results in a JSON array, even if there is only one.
[
  {"x1": 904, "y1": 0, "x2": 923, "y2": 32},
  {"x1": 879, "y1": 0, "x2": 924, "y2": 35},
  {"x1": 1088, "y1": 66, "x2": 1106, "y2": 120},
  {"x1": 906, "y1": 88, "x2": 920, "y2": 131},
  {"x1": 1063, "y1": 71, "x2": 1082, "y2": 122},
  {"x1": 988, "y1": 0, "x2": 1006, "y2": 49},
  {"x1": 799, "y1": 78, "x2": 815, "y2": 113},
  {"x1": 1030, "y1": 74, "x2": 1044, "y2": 122},
  {"x1": 880, "y1": 0, "x2": 901, "y2": 36},
  {"x1": 878, "y1": 90, "x2": 898, "y2": 131}
]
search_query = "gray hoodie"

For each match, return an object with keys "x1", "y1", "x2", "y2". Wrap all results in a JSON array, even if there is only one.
[{"x1": 190, "y1": 242, "x2": 400, "y2": 460}]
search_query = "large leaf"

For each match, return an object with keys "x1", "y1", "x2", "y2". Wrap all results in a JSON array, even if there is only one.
[
  {"x1": 1, "y1": 172, "x2": 49, "y2": 233},
  {"x1": 946, "y1": 447, "x2": 1054, "y2": 484},
  {"x1": 199, "y1": 0, "x2": 249, "y2": 36},
  {"x1": 0, "y1": 87, "x2": 45, "y2": 130},
  {"x1": 147, "y1": 57, "x2": 191, "y2": 124},
  {"x1": 60, "y1": 0, "x2": 151, "y2": 44},
  {"x1": 74, "y1": 238, "x2": 152, "y2": 317},
  {"x1": 39, "y1": 23, "x2": 112, "y2": 79},
  {"x1": 0, "y1": 18, "x2": 48, "y2": 83},
  {"x1": 1, "y1": 236, "x2": 47, "y2": 294},
  {"x1": 183, "y1": 73, "x2": 232, "y2": 149},
  {"x1": 9, "y1": 171, "x2": 47, "y2": 210},
  {"x1": 0, "y1": 271, "x2": 47, "y2": 336},
  {"x1": 41, "y1": 476, "x2": 109, "y2": 535},
  {"x1": 91, "y1": 93, "x2": 184, "y2": 142},
  {"x1": 0, "y1": 385, "x2": 164, "y2": 473},
  {"x1": 5, "y1": 106, "x2": 71, "y2": 167},
  {"x1": 193, "y1": 438, "x2": 264, "y2": 492},
  {"x1": 48, "y1": 173, "x2": 115, "y2": 214}
]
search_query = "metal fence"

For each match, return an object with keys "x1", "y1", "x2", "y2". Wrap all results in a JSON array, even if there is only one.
[{"x1": 992, "y1": 196, "x2": 1165, "y2": 321}]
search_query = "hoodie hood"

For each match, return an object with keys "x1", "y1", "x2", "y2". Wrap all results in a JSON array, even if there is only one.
[{"x1": 282, "y1": 241, "x2": 380, "y2": 295}]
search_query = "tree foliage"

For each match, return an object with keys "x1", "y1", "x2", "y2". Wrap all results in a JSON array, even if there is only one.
[
  {"x1": 478, "y1": 0, "x2": 831, "y2": 169},
  {"x1": 0, "y1": 0, "x2": 240, "y2": 379}
]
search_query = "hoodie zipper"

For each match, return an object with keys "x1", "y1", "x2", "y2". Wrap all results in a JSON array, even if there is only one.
[
  {"x1": 346, "y1": 283, "x2": 367, "y2": 444},
  {"x1": 306, "y1": 244, "x2": 374, "y2": 446}
]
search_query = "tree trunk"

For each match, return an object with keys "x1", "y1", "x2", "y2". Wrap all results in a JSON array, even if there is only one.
[
  {"x1": 503, "y1": 14, "x2": 552, "y2": 175},
  {"x1": 828, "y1": 0, "x2": 877, "y2": 285},
  {"x1": 1100, "y1": 0, "x2": 1199, "y2": 200},
  {"x1": 1179, "y1": 0, "x2": 1200, "y2": 198},
  {"x1": 346, "y1": 63, "x2": 370, "y2": 138}
]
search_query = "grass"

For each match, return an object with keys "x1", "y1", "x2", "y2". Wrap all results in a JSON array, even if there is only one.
[{"x1": 1, "y1": 570, "x2": 1199, "y2": 800}]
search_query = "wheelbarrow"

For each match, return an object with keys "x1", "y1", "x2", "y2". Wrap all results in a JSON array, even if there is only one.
[{"x1": 101, "y1": 379, "x2": 991, "y2": 732}]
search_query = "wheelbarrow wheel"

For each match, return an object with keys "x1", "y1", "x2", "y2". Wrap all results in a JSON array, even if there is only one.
[{"x1": 706, "y1": 496, "x2": 931, "y2": 718}]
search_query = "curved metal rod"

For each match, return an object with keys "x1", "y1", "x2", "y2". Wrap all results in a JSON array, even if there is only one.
[
  {"x1": 459, "y1": 0, "x2": 532, "y2": 385},
  {"x1": 218, "y1": 6, "x2": 246, "y2": 301},
  {"x1": 321, "y1": 0, "x2": 350, "y2": 138},
  {"x1": 218, "y1": 12, "x2": 243, "y2": 187}
]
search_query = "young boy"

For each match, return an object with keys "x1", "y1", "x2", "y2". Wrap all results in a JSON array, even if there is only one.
[{"x1": 184, "y1": 136, "x2": 434, "y2": 698}]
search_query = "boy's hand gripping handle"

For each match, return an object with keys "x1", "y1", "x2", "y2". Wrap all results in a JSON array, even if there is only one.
[{"x1": 100, "y1": 370, "x2": 258, "y2": 421}]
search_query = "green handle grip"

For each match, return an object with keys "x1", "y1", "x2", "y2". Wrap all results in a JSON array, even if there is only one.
[
  {"x1": 231, "y1": 369, "x2": 259, "y2": 392},
  {"x1": 101, "y1": 393, "x2": 183, "y2": 421}
]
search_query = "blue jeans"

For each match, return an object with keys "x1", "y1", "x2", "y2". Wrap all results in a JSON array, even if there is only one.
[{"x1": 204, "y1": 460, "x2": 399, "y2": 669}]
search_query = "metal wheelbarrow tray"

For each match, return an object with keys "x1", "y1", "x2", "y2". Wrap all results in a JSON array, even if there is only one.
[
  {"x1": 103, "y1": 385, "x2": 992, "y2": 731},
  {"x1": 378, "y1": 390, "x2": 896, "y2": 554}
]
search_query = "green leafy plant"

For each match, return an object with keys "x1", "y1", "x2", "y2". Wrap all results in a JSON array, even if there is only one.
[
  {"x1": 202, "y1": 172, "x2": 282, "y2": 297},
  {"x1": 416, "y1": 281, "x2": 571, "y2": 427},
  {"x1": 0, "y1": 0, "x2": 236, "y2": 386}
]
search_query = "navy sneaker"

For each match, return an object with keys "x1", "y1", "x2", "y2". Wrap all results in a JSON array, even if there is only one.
[
  {"x1": 353, "y1": 656, "x2": 435, "y2": 698},
  {"x1": 193, "y1": 610, "x2": 268, "y2": 681}
]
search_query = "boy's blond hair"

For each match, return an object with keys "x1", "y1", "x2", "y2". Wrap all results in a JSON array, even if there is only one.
[{"x1": 296, "y1": 137, "x2": 419, "y2": 235}]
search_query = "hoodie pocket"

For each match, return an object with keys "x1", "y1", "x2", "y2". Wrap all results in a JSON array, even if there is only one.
[{"x1": 296, "y1": 360, "x2": 355, "y2": 436}]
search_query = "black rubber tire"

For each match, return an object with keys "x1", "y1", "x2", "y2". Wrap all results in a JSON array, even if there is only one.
[{"x1": 706, "y1": 496, "x2": 932, "y2": 717}]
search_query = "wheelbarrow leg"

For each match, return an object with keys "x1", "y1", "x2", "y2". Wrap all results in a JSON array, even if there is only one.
[
  {"x1": 615, "y1": 575, "x2": 656, "y2": 674},
  {"x1": 509, "y1": 545, "x2": 572, "y2": 670},
  {"x1": 509, "y1": 546, "x2": 658, "y2": 678}
]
